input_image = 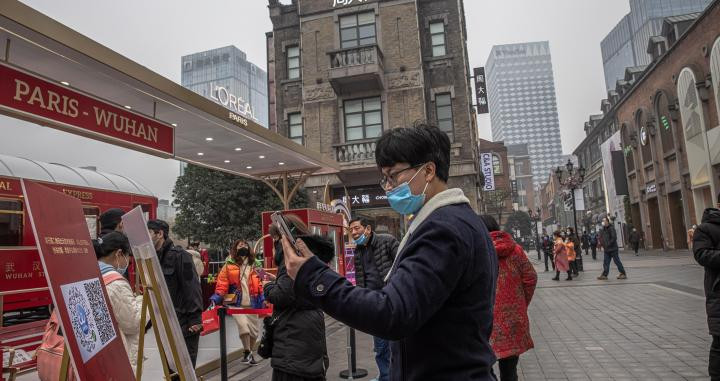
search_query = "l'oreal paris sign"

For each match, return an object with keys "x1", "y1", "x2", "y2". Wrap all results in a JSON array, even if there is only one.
[
  {"x1": 333, "y1": 0, "x2": 369, "y2": 7},
  {"x1": 208, "y1": 83, "x2": 256, "y2": 121}
]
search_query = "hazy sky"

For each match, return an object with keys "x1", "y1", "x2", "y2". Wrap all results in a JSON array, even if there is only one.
[{"x1": 1, "y1": 0, "x2": 629, "y2": 199}]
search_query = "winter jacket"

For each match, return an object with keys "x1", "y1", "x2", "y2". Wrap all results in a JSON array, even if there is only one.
[
  {"x1": 214, "y1": 256, "x2": 263, "y2": 303},
  {"x1": 186, "y1": 249, "x2": 205, "y2": 282},
  {"x1": 541, "y1": 237, "x2": 553, "y2": 254},
  {"x1": 553, "y1": 238, "x2": 569, "y2": 272},
  {"x1": 489, "y1": 231, "x2": 536, "y2": 359},
  {"x1": 566, "y1": 240, "x2": 576, "y2": 261},
  {"x1": 99, "y1": 262, "x2": 143, "y2": 370},
  {"x1": 599, "y1": 225, "x2": 619, "y2": 252},
  {"x1": 293, "y1": 189, "x2": 498, "y2": 381},
  {"x1": 581, "y1": 234, "x2": 590, "y2": 249},
  {"x1": 157, "y1": 239, "x2": 203, "y2": 336},
  {"x1": 354, "y1": 233, "x2": 399, "y2": 289},
  {"x1": 693, "y1": 208, "x2": 720, "y2": 335},
  {"x1": 264, "y1": 264, "x2": 328, "y2": 377},
  {"x1": 589, "y1": 233, "x2": 598, "y2": 246},
  {"x1": 629, "y1": 231, "x2": 642, "y2": 245}
]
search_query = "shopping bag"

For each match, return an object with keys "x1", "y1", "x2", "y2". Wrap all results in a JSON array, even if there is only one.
[{"x1": 201, "y1": 305, "x2": 220, "y2": 336}]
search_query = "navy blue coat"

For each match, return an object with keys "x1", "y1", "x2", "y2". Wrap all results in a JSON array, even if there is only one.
[{"x1": 294, "y1": 203, "x2": 498, "y2": 381}]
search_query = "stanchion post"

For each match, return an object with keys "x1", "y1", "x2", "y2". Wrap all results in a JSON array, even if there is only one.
[
  {"x1": 339, "y1": 327, "x2": 368, "y2": 379},
  {"x1": 218, "y1": 306, "x2": 228, "y2": 381}
]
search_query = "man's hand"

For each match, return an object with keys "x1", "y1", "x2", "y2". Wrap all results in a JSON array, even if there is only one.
[
  {"x1": 281, "y1": 235, "x2": 314, "y2": 280},
  {"x1": 188, "y1": 324, "x2": 203, "y2": 334}
]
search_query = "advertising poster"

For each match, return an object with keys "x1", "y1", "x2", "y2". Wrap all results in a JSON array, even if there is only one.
[{"x1": 21, "y1": 180, "x2": 134, "y2": 381}]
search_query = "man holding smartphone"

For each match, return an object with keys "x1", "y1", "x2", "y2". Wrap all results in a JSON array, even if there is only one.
[{"x1": 280, "y1": 125, "x2": 498, "y2": 381}]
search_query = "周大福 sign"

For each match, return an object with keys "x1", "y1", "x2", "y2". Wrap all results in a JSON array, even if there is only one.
[
  {"x1": 473, "y1": 67, "x2": 489, "y2": 114},
  {"x1": 0, "y1": 63, "x2": 174, "y2": 156},
  {"x1": 480, "y1": 153, "x2": 495, "y2": 191}
]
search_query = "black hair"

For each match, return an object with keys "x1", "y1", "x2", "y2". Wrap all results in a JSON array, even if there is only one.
[
  {"x1": 147, "y1": 219, "x2": 169, "y2": 239},
  {"x1": 349, "y1": 216, "x2": 373, "y2": 229},
  {"x1": 375, "y1": 123, "x2": 450, "y2": 182},
  {"x1": 480, "y1": 214, "x2": 500, "y2": 232},
  {"x1": 93, "y1": 231, "x2": 131, "y2": 259},
  {"x1": 99, "y1": 208, "x2": 124, "y2": 231},
  {"x1": 553, "y1": 230, "x2": 562, "y2": 238}
]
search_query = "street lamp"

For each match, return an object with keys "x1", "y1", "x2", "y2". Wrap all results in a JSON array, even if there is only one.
[
  {"x1": 529, "y1": 207, "x2": 542, "y2": 260},
  {"x1": 555, "y1": 159, "x2": 586, "y2": 236}
]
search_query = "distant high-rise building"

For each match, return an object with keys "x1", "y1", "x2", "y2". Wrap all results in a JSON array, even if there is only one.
[
  {"x1": 486, "y1": 41, "x2": 563, "y2": 185},
  {"x1": 600, "y1": 0, "x2": 711, "y2": 91},
  {"x1": 181, "y1": 46, "x2": 268, "y2": 127}
]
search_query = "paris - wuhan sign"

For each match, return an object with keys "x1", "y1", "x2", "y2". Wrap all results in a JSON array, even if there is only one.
[
  {"x1": 0, "y1": 62, "x2": 174, "y2": 156},
  {"x1": 22, "y1": 180, "x2": 135, "y2": 381}
]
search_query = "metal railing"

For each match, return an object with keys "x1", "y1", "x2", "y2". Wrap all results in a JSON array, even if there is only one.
[
  {"x1": 334, "y1": 140, "x2": 377, "y2": 164},
  {"x1": 329, "y1": 45, "x2": 383, "y2": 69}
]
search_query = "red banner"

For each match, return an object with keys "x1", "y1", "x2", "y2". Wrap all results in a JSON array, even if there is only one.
[
  {"x1": 22, "y1": 180, "x2": 135, "y2": 381},
  {"x1": 0, "y1": 62, "x2": 173, "y2": 156}
]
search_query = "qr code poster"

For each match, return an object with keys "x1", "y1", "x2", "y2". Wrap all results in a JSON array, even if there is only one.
[{"x1": 60, "y1": 278, "x2": 117, "y2": 363}]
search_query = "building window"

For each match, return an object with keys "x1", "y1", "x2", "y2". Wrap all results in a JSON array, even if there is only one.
[
  {"x1": 344, "y1": 97, "x2": 382, "y2": 141},
  {"x1": 492, "y1": 155, "x2": 502, "y2": 174},
  {"x1": 435, "y1": 93, "x2": 454, "y2": 142},
  {"x1": 340, "y1": 12, "x2": 376, "y2": 49},
  {"x1": 430, "y1": 22, "x2": 446, "y2": 57},
  {"x1": 0, "y1": 199, "x2": 23, "y2": 246},
  {"x1": 287, "y1": 46, "x2": 300, "y2": 79},
  {"x1": 288, "y1": 113, "x2": 303, "y2": 145}
]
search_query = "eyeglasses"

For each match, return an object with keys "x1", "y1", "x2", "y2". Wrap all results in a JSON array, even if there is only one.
[{"x1": 379, "y1": 164, "x2": 424, "y2": 189}]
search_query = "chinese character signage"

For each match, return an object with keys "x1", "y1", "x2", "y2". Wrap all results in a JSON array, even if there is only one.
[
  {"x1": 473, "y1": 67, "x2": 489, "y2": 114},
  {"x1": 332, "y1": 186, "x2": 389, "y2": 210},
  {"x1": 480, "y1": 153, "x2": 495, "y2": 191},
  {"x1": 21, "y1": 180, "x2": 134, "y2": 380}
]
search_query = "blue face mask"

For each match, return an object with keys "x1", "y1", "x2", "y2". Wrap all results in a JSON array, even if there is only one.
[
  {"x1": 354, "y1": 233, "x2": 368, "y2": 246},
  {"x1": 386, "y1": 165, "x2": 429, "y2": 216}
]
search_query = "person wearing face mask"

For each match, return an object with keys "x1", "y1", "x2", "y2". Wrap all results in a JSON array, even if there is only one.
[
  {"x1": 348, "y1": 216, "x2": 398, "y2": 381},
  {"x1": 93, "y1": 231, "x2": 143, "y2": 371},
  {"x1": 279, "y1": 124, "x2": 499, "y2": 381},
  {"x1": 147, "y1": 219, "x2": 203, "y2": 367},
  {"x1": 597, "y1": 217, "x2": 627, "y2": 280},
  {"x1": 210, "y1": 239, "x2": 263, "y2": 365}
]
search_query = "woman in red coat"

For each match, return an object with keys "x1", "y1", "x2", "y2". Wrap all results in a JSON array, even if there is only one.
[{"x1": 481, "y1": 215, "x2": 537, "y2": 381}]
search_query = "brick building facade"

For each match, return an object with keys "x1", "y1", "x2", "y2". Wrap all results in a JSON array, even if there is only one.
[
  {"x1": 267, "y1": 0, "x2": 479, "y2": 237},
  {"x1": 571, "y1": 1, "x2": 720, "y2": 250}
]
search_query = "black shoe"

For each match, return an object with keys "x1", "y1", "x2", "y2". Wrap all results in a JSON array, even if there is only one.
[
  {"x1": 551, "y1": 276, "x2": 559, "y2": 281},
  {"x1": 241, "y1": 350, "x2": 251, "y2": 363},
  {"x1": 545, "y1": 268, "x2": 549, "y2": 272},
  {"x1": 248, "y1": 353, "x2": 258, "y2": 365},
  {"x1": 566, "y1": 277, "x2": 572, "y2": 281}
]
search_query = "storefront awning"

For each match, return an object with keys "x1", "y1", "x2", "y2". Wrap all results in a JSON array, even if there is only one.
[{"x1": 0, "y1": 0, "x2": 339, "y2": 179}]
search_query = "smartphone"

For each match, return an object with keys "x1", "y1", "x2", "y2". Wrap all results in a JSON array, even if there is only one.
[{"x1": 270, "y1": 212, "x2": 301, "y2": 256}]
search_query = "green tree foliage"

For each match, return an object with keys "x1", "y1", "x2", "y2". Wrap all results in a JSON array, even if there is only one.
[
  {"x1": 172, "y1": 164, "x2": 307, "y2": 251},
  {"x1": 504, "y1": 210, "x2": 533, "y2": 238}
]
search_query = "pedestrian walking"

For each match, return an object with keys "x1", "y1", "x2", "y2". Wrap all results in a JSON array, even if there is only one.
[
  {"x1": 597, "y1": 217, "x2": 627, "y2": 280},
  {"x1": 552, "y1": 231, "x2": 571, "y2": 281},
  {"x1": 94, "y1": 232, "x2": 143, "y2": 371},
  {"x1": 568, "y1": 227, "x2": 583, "y2": 272},
  {"x1": 264, "y1": 216, "x2": 332, "y2": 381},
  {"x1": 210, "y1": 239, "x2": 264, "y2": 365},
  {"x1": 629, "y1": 228, "x2": 642, "y2": 256},
  {"x1": 280, "y1": 125, "x2": 498, "y2": 381},
  {"x1": 147, "y1": 219, "x2": 203, "y2": 367},
  {"x1": 481, "y1": 215, "x2": 536, "y2": 381},
  {"x1": 589, "y1": 231, "x2": 598, "y2": 260},
  {"x1": 565, "y1": 233, "x2": 578, "y2": 276},
  {"x1": 542, "y1": 234, "x2": 554, "y2": 272},
  {"x1": 581, "y1": 231, "x2": 590, "y2": 257},
  {"x1": 693, "y1": 194, "x2": 720, "y2": 380},
  {"x1": 349, "y1": 216, "x2": 399, "y2": 381}
]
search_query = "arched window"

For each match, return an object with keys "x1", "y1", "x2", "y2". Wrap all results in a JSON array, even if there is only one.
[
  {"x1": 637, "y1": 109, "x2": 652, "y2": 164},
  {"x1": 711, "y1": 37, "x2": 720, "y2": 119},
  {"x1": 677, "y1": 67, "x2": 710, "y2": 187},
  {"x1": 655, "y1": 92, "x2": 675, "y2": 153},
  {"x1": 492, "y1": 154, "x2": 502, "y2": 174}
]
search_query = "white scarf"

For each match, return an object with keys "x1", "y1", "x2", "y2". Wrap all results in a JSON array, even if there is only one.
[{"x1": 383, "y1": 188, "x2": 470, "y2": 282}]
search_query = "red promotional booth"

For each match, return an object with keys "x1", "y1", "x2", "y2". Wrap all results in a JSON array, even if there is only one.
[{"x1": 261, "y1": 209, "x2": 346, "y2": 275}]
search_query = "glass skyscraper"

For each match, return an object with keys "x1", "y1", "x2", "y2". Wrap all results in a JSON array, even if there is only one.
[
  {"x1": 601, "y1": 0, "x2": 711, "y2": 91},
  {"x1": 181, "y1": 46, "x2": 268, "y2": 127},
  {"x1": 486, "y1": 41, "x2": 563, "y2": 185}
]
